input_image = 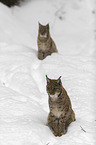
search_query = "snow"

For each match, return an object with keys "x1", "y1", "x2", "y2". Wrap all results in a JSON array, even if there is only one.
[{"x1": 0, "y1": 0, "x2": 96, "y2": 145}]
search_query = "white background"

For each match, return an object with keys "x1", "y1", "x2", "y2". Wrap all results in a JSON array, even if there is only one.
[{"x1": 0, "y1": 0, "x2": 95, "y2": 145}]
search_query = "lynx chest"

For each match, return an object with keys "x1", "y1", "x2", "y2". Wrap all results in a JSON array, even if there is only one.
[
  {"x1": 49, "y1": 94, "x2": 64, "y2": 118},
  {"x1": 38, "y1": 39, "x2": 51, "y2": 51}
]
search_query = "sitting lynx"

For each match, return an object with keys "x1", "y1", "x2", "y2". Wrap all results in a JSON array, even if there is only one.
[
  {"x1": 37, "y1": 23, "x2": 58, "y2": 60},
  {"x1": 46, "y1": 75, "x2": 76, "y2": 137}
]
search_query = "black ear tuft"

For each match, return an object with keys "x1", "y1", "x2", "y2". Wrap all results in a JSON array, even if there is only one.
[
  {"x1": 59, "y1": 76, "x2": 62, "y2": 80},
  {"x1": 47, "y1": 23, "x2": 49, "y2": 29},
  {"x1": 57, "y1": 76, "x2": 62, "y2": 84},
  {"x1": 46, "y1": 75, "x2": 50, "y2": 83},
  {"x1": 46, "y1": 75, "x2": 48, "y2": 79},
  {"x1": 38, "y1": 22, "x2": 41, "y2": 27}
]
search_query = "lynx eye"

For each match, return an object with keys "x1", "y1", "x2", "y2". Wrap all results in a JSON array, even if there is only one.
[{"x1": 47, "y1": 86, "x2": 51, "y2": 91}]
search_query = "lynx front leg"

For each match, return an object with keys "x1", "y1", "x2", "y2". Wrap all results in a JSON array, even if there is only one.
[
  {"x1": 58, "y1": 117, "x2": 66, "y2": 136},
  {"x1": 48, "y1": 113, "x2": 59, "y2": 136},
  {"x1": 44, "y1": 50, "x2": 52, "y2": 57},
  {"x1": 52, "y1": 119, "x2": 59, "y2": 137},
  {"x1": 38, "y1": 50, "x2": 45, "y2": 60}
]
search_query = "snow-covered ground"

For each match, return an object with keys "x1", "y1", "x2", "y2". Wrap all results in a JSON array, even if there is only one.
[{"x1": 0, "y1": 0, "x2": 96, "y2": 145}]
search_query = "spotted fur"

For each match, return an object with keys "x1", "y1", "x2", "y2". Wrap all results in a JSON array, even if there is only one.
[
  {"x1": 46, "y1": 75, "x2": 76, "y2": 137},
  {"x1": 37, "y1": 23, "x2": 58, "y2": 60}
]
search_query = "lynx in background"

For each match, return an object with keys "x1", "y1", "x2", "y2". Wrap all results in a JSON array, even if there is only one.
[
  {"x1": 46, "y1": 75, "x2": 76, "y2": 137},
  {"x1": 37, "y1": 23, "x2": 58, "y2": 60}
]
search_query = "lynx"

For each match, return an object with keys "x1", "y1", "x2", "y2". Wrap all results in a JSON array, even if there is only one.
[
  {"x1": 46, "y1": 75, "x2": 76, "y2": 137},
  {"x1": 37, "y1": 23, "x2": 58, "y2": 60}
]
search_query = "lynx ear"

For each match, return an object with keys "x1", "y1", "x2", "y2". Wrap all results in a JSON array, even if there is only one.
[
  {"x1": 46, "y1": 75, "x2": 50, "y2": 83},
  {"x1": 59, "y1": 76, "x2": 62, "y2": 80},
  {"x1": 47, "y1": 23, "x2": 49, "y2": 29},
  {"x1": 38, "y1": 22, "x2": 41, "y2": 27},
  {"x1": 57, "y1": 76, "x2": 62, "y2": 84}
]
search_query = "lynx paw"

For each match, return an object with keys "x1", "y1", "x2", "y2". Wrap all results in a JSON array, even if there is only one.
[
  {"x1": 53, "y1": 131, "x2": 66, "y2": 137},
  {"x1": 58, "y1": 129, "x2": 67, "y2": 136},
  {"x1": 53, "y1": 132, "x2": 59, "y2": 137},
  {"x1": 59, "y1": 132, "x2": 65, "y2": 137}
]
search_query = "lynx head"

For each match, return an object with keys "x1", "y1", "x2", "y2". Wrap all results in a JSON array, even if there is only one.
[
  {"x1": 38, "y1": 23, "x2": 49, "y2": 39},
  {"x1": 46, "y1": 75, "x2": 62, "y2": 99}
]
